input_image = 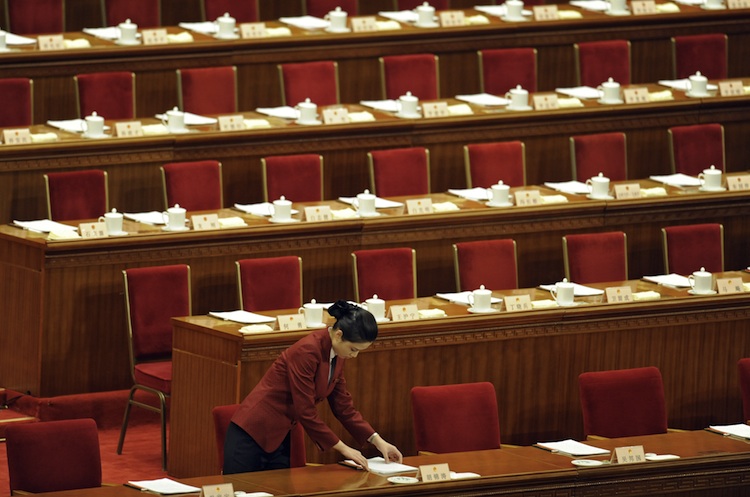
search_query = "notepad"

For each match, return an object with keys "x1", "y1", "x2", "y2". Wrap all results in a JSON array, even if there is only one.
[
  {"x1": 126, "y1": 478, "x2": 200, "y2": 495},
  {"x1": 209, "y1": 310, "x2": 275, "y2": 324},
  {"x1": 448, "y1": 187, "x2": 491, "y2": 201},
  {"x1": 536, "y1": 439, "x2": 610, "y2": 456},
  {"x1": 343, "y1": 456, "x2": 418, "y2": 476},
  {"x1": 539, "y1": 283, "x2": 604, "y2": 296},
  {"x1": 436, "y1": 291, "x2": 502, "y2": 305},
  {"x1": 642, "y1": 274, "x2": 691, "y2": 288},
  {"x1": 709, "y1": 423, "x2": 750, "y2": 439},
  {"x1": 544, "y1": 181, "x2": 590, "y2": 195}
]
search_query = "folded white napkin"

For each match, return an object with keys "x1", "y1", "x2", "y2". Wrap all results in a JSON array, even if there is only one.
[
  {"x1": 141, "y1": 124, "x2": 169, "y2": 135},
  {"x1": 455, "y1": 93, "x2": 509, "y2": 106},
  {"x1": 266, "y1": 27, "x2": 292, "y2": 37},
  {"x1": 465, "y1": 15, "x2": 490, "y2": 24},
  {"x1": 209, "y1": 310, "x2": 275, "y2": 324},
  {"x1": 376, "y1": 20, "x2": 402, "y2": 30},
  {"x1": 218, "y1": 217, "x2": 247, "y2": 228},
  {"x1": 531, "y1": 299, "x2": 558, "y2": 309},
  {"x1": 48, "y1": 230, "x2": 82, "y2": 240},
  {"x1": 447, "y1": 104, "x2": 473, "y2": 116},
  {"x1": 432, "y1": 202, "x2": 460, "y2": 212},
  {"x1": 558, "y1": 10, "x2": 584, "y2": 18},
  {"x1": 243, "y1": 119, "x2": 271, "y2": 129},
  {"x1": 558, "y1": 97, "x2": 585, "y2": 108},
  {"x1": 418, "y1": 309, "x2": 447, "y2": 319},
  {"x1": 348, "y1": 111, "x2": 376, "y2": 123},
  {"x1": 31, "y1": 132, "x2": 58, "y2": 143},
  {"x1": 640, "y1": 187, "x2": 668, "y2": 197},
  {"x1": 167, "y1": 32, "x2": 194, "y2": 43},
  {"x1": 648, "y1": 90, "x2": 674, "y2": 102},
  {"x1": 540, "y1": 195, "x2": 569, "y2": 204},
  {"x1": 331, "y1": 208, "x2": 358, "y2": 219},
  {"x1": 64, "y1": 38, "x2": 91, "y2": 49},
  {"x1": 238, "y1": 324, "x2": 274, "y2": 334},
  {"x1": 656, "y1": 2, "x2": 680, "y2": 12},
  {"x1": 154, "y1": 111, "x2": 216, "y2": 125},
  {"x1": 632, "y1": 291, "x2": 661, "y2": 301},
  {"x1": 83, "y1": 26, "x2": 122, "y2": 39}
]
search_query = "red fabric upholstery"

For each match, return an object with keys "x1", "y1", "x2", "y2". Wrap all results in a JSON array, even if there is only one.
[
  {"x1": 0, "y1": 78, "x2": 33, "y2": 127},
  {"x1": 204, "y1": 0, "x2": 258, "y2": 22},
  {"x1": 7, "y1": 0, "x2": 64, "y2": 35},
  {"x1": 76, "y1": 72, "x2": 135, "y2": 120},
  {"x1": 162, "y1": 160, "x2": 223, "y2": 211},
  {"x1": 479, "y1": 48, "x2": 537, "y2": 95},
  {"x1": 662, "y1": 223, "x2": 724, "y2": 274},
  {"x1": 45, "y1": 169, "x2": 108, "y2": 221},
  {"x1": 673, "y1": 33, "x2": 727, "y2": 80},
  {"x1": 305, "y1": 0, "x2": 358, "y2": 17},
  {"x1": 236, "y1": 256, "x2": 303, "y2": 312},
  {"x1": 738, "y1": 359, "x2": 750, "y2": 422},
  {"x1": 381, "y1": 54, "x2": 439, "y2": 100},
  {"x1": 465, "y1": 141, "x2": 525, "y2": 188},
  {"x1": 279, "y1": 61, "x2": 339, "y2": 106},
  {"x1": 177, "y1": 66, "x2": 237, "y2": 115},
  {"x1": 579, "y1": 366, "x2": 668, "y2": 438},
  {"x1": 454, "y1": 239, "x2": 518, "y2": 291},
  {"x1": 563, "y1": 231, "x2": 628, "y2": 284},
  {"x1": 369, "y1": 147, "x2": 430, "y2": 197},
  {"x1": 6, "y1": 418, "x2": 102, "y2": 494},
  {"x1": 262, "y1": 154, "x2": 323, "y2": 202},
  {"x1": 411, "y1": 382, "x2": 500, "y2": 453},
  {"x1": 134, "y1": 361, "x2": 172, "y2": 394},
  {"x1": 669, "y1": 123, "x2": 725, "y2": 176},
  {"x1": 104, "y1": 0, "x2": 161, "y2": 27},
  {"x1": 352, "y1": 247, "x2": 416, "y2": 301},
  {"x1": 397, "y1": 0, "x2": 448, "y2": 8},
  {"x1": 575, "y1": 40, "x2": 631, "y2": 87},
  {"x1": 570, "y1": 132, "x2": 627, "y2": 182}
]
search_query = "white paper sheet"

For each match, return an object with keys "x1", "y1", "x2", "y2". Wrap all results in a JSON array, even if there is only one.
[
  {"x1": 124, "y1": 211, "x2": 166, "y2": 225},
  {"x1": 344, "y1": 456, "x2": 418, "y2": 475},
  {"x1": 649, "y1": 173, "x2": 701, "y2": 187},
  {"x1": 359, "y1": 99, "x2": 401, "y2": 113},
  {"x1": 256, "y1": 106, "x2": 300, "y2": 120},
  {"x1": 436, "y1": 291, "x2": 502, "y2": 305},
  {"x1": 178, "y1": 21, "x2": 218, "y2": 35},
  {"x1": 127, "y1": 478, "x2": 200, "y2": 495},
  {"x1": 279, "y1": 15, "x2": 330, "y2": 30},
  {"x1": 154, "y1": 111, "x2": 217, "y2": 125},
  {"x1": 234, "y1": 202, "x2": 299, "y2": 217},
  {"x1": 448, "y1": 187, "x2": 491, "y2": 201},
  {"x1": 455, "y1": 93, "x2": 510, "y2": 106},
  {"x1": 377, "y1": 10, "x2": 419, "y2": 23},
  {"x1": 83, "y1": 26, "x2": 121, "y2": 40},
  {"x1": 658, "y1": 79, "x2": 719, "y2": 92},
  {"x1": 474, "y1": 5, "x2": 534, "y2": 16},
  {"x1": 539, "y1": 283, "x2": 605, "y2": 296},
  {"x1": 569, "y1": 0, "x2": 611, "y2": 11},
  {"x1": 544, "y1": 181, "x2": 590, "y2": 195},
  {"x1": 709, "y1": 424, "x2": 750, "y2": 439},
  {"x1": 642, "y1": 274, "x2": 691, "y2": 288},
  {"x1": 555, "y1": 86, "x2": 602, "y2": 100},
  {"x1": 13, "y1": 219, "x2": 76, "y2": 233},
  {"x1": 209, "y1": 310, "x2": 276, "y2": 324},
  {"x1": 47, "y1": 119, "x2": 111, "y2": 134},
  {"x1": 338, "y1": 196, "x2": 404, "y2": 209},
  {"x1": 537, "y1": 439, "x2": 610, "y2": 456},
  {"x1": 6, "y1": 32, "x2": 37, "y2": 45}
]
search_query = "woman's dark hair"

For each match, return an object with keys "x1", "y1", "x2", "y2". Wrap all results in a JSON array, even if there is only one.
[{"x1": 328, "y1": 300, "x2": 378, "y2": 343}]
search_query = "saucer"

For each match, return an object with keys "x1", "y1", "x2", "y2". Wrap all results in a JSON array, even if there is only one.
[
  {"x1": 506, "y1": 105, "x2": 533, "y2": 111},
  {"x1": 605, "y1": 9, "x2": 631, "y2": 15},
  {"x1": 501, "y1": 16, "x2": 529, "y2": 22},
  {"x1": 214, "y1": 33, "x2": 240, "y2": 40},
  {"x1": 325, "y1": 27, "x2": 351, "y2": 33},
  {"x1": 82, "y1": 133, "x2": 108, "y2": 139},
  {"x1": 572, "y1": 459, "x2": 604, "y2": 467},
  {"x1": 487, "y1": 201, "x2": 514, "y2": 208},
  {"x1": 375, "y1": 317, "x2": 391, "y2": 324},
  {"x1": 108, "y1": 231, "x2": 128, "y2": 236},
  {"x1": 556, "y1": 301, "x2": 580, "y2": 307},
  {"x1": 162, "y1": 225, "x2": 190, "y2": 232},
  {"x1": 295, "y1": 119, "x2": 322, "y2": 126},
  {"x1": 688, "y1": 289, "x2": 717, "y2": 295},
  {"x1": 395, "y1": 112, "x2": 421, "y2": 119},
  {"x1": 586, "y1": 194, "x2": 614, "y2": 200},
  {"x1": 414, "y1": 21, "x2": 440, "y2": 28},
  {"x1": 169, "y1": 128, "x2": 192, "y2": 134},
  {"x1": 468, "y1": 307, "x2": 499, "y2": 314},
  {"x1": 358, "y1": 211, "x2": 381, "y2": 218},
  {"x1": 686, "y1": 91, "x2": 710, "y2": 98},
  {"x1": 387, "y1": 476, "x2": 419, "y2": 484},
  {"x1": 699, "y1": 186, "x2": 726, "y2": 192},
  {"x1": 597, "y1": 98, "x2": 624, "y2": 105},
  {"x1": 114, "y1": 39, "x2": 141, "y2": 46},
  {"x1": 269, "y1": 217, "x2": 300, "y2": 224},
  {"x1": 305, "y1": 322, "x2": 327, "y2": 329}
]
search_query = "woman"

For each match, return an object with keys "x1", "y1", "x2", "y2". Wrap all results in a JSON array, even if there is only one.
[{"x1": 224, "y1": 300, "x2": 402, "y2": 473}]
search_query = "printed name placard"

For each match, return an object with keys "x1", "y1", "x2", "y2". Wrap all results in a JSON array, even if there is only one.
[
  {"x1": 514, "y1": 190, "x2": 541, "y2": 206},
  {"x1": 240, "y1": 22, "x2": 267, "y2": 38},
  {"x1": 533, "y1": 94, "x2": 559, "y2": 111},
  {"x1": 79, "y1": 222, "x2": 108, "y2": 239},
  {"x1": 614, "y1": 445, "x2": 646, "y2": 464},
  {"x1": 390, "y1": 304, "x2": 419, "y2": 322},
  {"x1": 277, "y1": 313, "x2": 306, "y2": 331},
  {"x1": 728, "y1": 0, "x2": 750, "y2": 8},
  {"x1": 631, "y1": 0, "x2": 657, "y2": 14},
  {"x1": 218, "y1": 115, "x2": 245, "y2": 131},
  {"x1": 406, "y1": 198, "x2": 433, "y2": 215},
  {"x1": 142, "y1": 28, "x2": 168, "y2": 45},
  {"x1": 38, "y1": 34, "x2": 65, "y2": 51},
  {"x1": 719, "y1": 80, "x2": 744, "y2": 97},
  {"x1": 606, "y1": 286, "x2": 633, "y2": 303},
  {"x1": 304, "y1": 205, "x2": 333, "y2": 222},
  {"x1": 717, "y1": 277, "x2": 745, "y2": 295},
  {"x1": 191, "y1": 214, "x2": 219, "y2": 231},
  {"x1": 727, "y1": 175, "x2": 750, "y2": 191},
  {"x1": 439, "y1": 10, "x2": 465, "y2": 27},
  {"x1": 322, "y1": 108, "x2": 349, "y2": 124},
  {"x1": 623, "y1": 87, "x2": 650, "y2": 104},
  {"x1": 614, "y1": 183, "x2": 641, "y2": 199},
  {"x1": 505, "y1": 294, "x2": 532, "y2": 312},
  {"x1": 351, "y1": 16, "x2": 378, "y2": 32},
  {"x1": 422, "y1": 102, "x2": 449, "y2": 118},
  {"x1": 533, "y1": 5, "x2": 559, "y2": 20},
  {"x1": 417, "y1": 463, "x2": 451, "y2": 482},
  {"x1": 3, "y1": 128, "x2": 32, "y2": 145},
  {"x1": 115, "y1": 121, "x2": 143, "y2": 137},
  {"x1": 202, "y1": 483, "x2": 234, "y2": 497}
]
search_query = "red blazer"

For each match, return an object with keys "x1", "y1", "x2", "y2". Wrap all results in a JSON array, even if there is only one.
[{"x1": 232, "y1": 328, "x2": 375, "y2": 453}]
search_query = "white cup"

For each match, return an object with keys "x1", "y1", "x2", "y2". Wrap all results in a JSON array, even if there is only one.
[
  {"x1": 326, "y1": 6, "x2": 348, "y2": 31},
  {"x1": 84, "y1": 111, "x2": 105, "y2": 137},
  {"x1": 505, "y1": 85, "x2": 529, "y2": 109},
  {"x1": 356, "y1": 189, "x2": 377, "y2": 217},
  {"x1": 366, "y1": 294, "x2": 386, "y2": 320},
  {"x1": 298, "y1": 299, "x2": 324, "y2": 327},
  {"x1": 163, "y1": 107, "x2": 186, "y2": 133},
  {"x1": 399, "y1": 91, "x2": 419, "y2": 117},
  {"x1": 98, "y1": 208, "x2": 123, "y2": 234},
  {"x1": 688, "y1": 267, "x2": 713, "y2": 294},
  {"x1": 296, "y1": 98, "x2": 317, "y2": 123},
  {"x1": 488, "y1": 181, "x2": 511, "y2": 205},
  {"x1": 506, "y1": 0, "x2": 524, "y2": 19},
  {"x1": 468, "y1": 284, "x2": 493, "y2": 311},
  {"x1": 688, "y1": 71, "x2": 708, "y2": 96},
  {"x1": 118, "y1": 19, "x2": 138, "y2": 44},
  {"x1": 586, "y1": 172, "x2": 611, "y2": 198},
  {"x1": 163, "y1": 204, "x2": 186, "y2": 230},
  {"x1": 608, "y1": 0, "x2": 627, "y2": 13},
  {"x1": 0, "y1": 30, "x2": 7, "y2": 50},
  {"x1": 216, "y1": 12, "x2": 236, "y2": 38},
  {"x1": 699, "y1": 165, "x2": 722, "y2": 190},
  {"x1": 416, "y1": 2, "x2": 435, "y2": 26},
  {"x1": 551, "y1": 278, "x2": 575, "y2": 306},
  {"x1": 271, "y1": 195, "x2": 292, "y2": 222},
  {"x1": 598, "y1": 77, "x2": 621, "y2": 103}
]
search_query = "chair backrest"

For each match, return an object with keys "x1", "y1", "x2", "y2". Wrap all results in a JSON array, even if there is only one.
[
  {"x1": 579, "y1": 366, "x2": 668, "y2": 438},
  {"x1": 6, "y1": 418, "x2": 102, "y2": 494},
  {"x1": 123, "y1": 265, "x2": 191, "y2": 365},
  {"x1": 202, "y1": 0, "x2": 259, "y2": 22},
  {"x1": 44, "y1": 169, "x2": 109, "y2": 221},
  {"x1": 368, "y1": 147, "x2": 430, "y2": 197},
  {"x1": 574, "y1": 40, "x2": 631, "y2": 87},
  {"x1": 453, "y1": 239, "x2": 518, "y2": 292},
  {"x1": 738, "y1": 359, "x2": 750, "y2": 423},
  {"x1": 303, "y1": 0, "x2": 358, "y2": 17},
  {"x1": 261, "y1": 154, "x2": 324, "y2": 202},
  {"x1": 672, "y1": 33, "x2": 728, "y2": 80},
  {"x1": 236, "y1": 256, "x2": 303, "y2": 311},
  {"x1": 396, "y1": 0, "x2": 449, "y2": 8},
  {"x1": 661, "y1": 223, "x2": 724, "y2": 274},
  {"x1": 563, "y1": 231, "x2": 628, "y2": 284},
  {"x1": 379, "y1": 54, "x2": 440, "y2": 100},
  {"x1": 161, "y1": 160, "x2": 224, "y2": 211},
  {"x1": 570, "y1": 132, "x2": 628, "y2": 182},
  {"x1": 278, "y1": 61, "x2": 340, "y2": 107},
  {"x1": 411, "y1": 382, "x2": 500, "y2": 453},
  {"x1": 6, "y1": 0, "x2": 64, "y2": 35},
  {"x1": 464, "y1": 141, "x2": 526, "y2": 188},
  {"x1": 478, "y1": 48, "x2": 538, "y2": 95},
  {"x1": 75, "y1": 72, "x2": 136, "y2": 120},
  {"x1": 352, "y1": 247, "x2": 417, "y2": 302},
  {"x1": 0, "y1": 78, "x2": 33, "y2": 127},
  {"x1": 177, "y1": 66, "x2": 238, "y2": 116},
  {"x1": 668, "y1": 123, "x2": 725, "y2": 176},
  {"x1": 102, "y1": 0, "x2": 161, "y2": 27}
]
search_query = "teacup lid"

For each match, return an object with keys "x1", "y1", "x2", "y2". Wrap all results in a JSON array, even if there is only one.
[
  {"x1": 111, "y1": 208, "x2": 118, "y2": 213},
  {"x1": 359, "y1": 188, "x2": 374, "y2": 197},
  {"x1": 120, "y1": 18, "x2": 135, "y2": 26},
  {"x1": 400, "y1": 91, "x2": 417, "y2": 100},
  {"x1": 558, "y1": 277, "x2": 572, "y2": 285},
  {"x1": 171, "y1": 203, "x2": 181, "y2": 210},
  {"x1": 87, "y1": 111, "x2": 101, "y2": 119},
  {"x1": 310, "y1": 298, "x2": 317, "y2": 304},
  {"x1": 690, "y1": 71, "x2": 706, "y2": 80},
  {"x1": 695, "y1": 266, "x2": 711, "y2": 275},
  {"x1": 497, "y1": 180, "x2": 504, "y2": 186},
  {"x1": 594, "y1": 172, "x2": 609, "y2": 180},
  {"x1": 372, "y1": 294, "x2": 380, "y2": 300},
  {"x1": 277, "y1": 195, "x2": 286, "y2": 202},
  {"x1": 478, "y1": 284, "x2": 486, "y2": 290}
]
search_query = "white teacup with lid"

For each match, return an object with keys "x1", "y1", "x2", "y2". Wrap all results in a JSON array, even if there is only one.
[
  {"x1": 608, "y1": 0, "x2": 628, "y2": 14},
  {"x1": 687, "y1": 71, "x2": 708, "y2": 97},
  {"x1": 118, "y1": 19, "x2": 138, "y2": 45},
  {"x1": 163, "y1": 204, "x2": 187, "y2": 230},
  {"x1": 703, "y1": 0, "x2": 724, "y2": 10},
  {"x1": 98, "y1": 208, "x2": 124, "y2": 234},
  {"x1": 551, "y1": 278, "x2": 575, "y2": 306},
  {"x1": 163, "y1": 107, "x2": 186, "y2": 133},
  {"x1": 699, "y1": 165, "x2": 723, "y2": 190},
  {"x1": 505, "y1": 85, "x2": 529, "y2": 110},
  {"x1": 83, "y1": 111, "x2": 105, "y2": 137},
  {"x1": 366, "y1": 294, "x2": 386, "y2": 321},
  {"x1": 326, "y1": 6, "x2": 348, "y2": 31},
  {"x1": 216, "y1": 12, "x2": 236, "y2": 39},
  {"x1": 399, "y1": 91, "x2": 419, "y2": 117},
  {"x1": 688, "y1": 267, "x2": 714, "y2": 294},
  {"x1": 598, "y1": 77, "x2": 622, "y2": 103},
  {"x1": 296, "y1": 98, "x2": 318, "y2": 124},
  {"x1": 505, "y1": 0, "x2": 525, "y2": 20},
  {"x1": 468, "y1": 284, "x2": 493, "y2": 312},
  {"x1": 298, "y1": 299, "x2": 325, "y2": 327},
  {"x1": 356, "y1": 189, "x2": 377, "y2": 217},
  {"x1": 271, "y1": 195, "x2": 293, "y2": 222},
  {"x1": 586, "y1": 172, "x2": 611, "y2": 199},
  {"x1": 488, "y1": 181, "x2": 511, "y2": 205},
  {"x1": 415, "y1": 2, "x2": 436, "y2": 27}
]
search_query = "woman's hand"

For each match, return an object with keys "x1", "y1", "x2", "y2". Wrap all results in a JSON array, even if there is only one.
[
  {"x1": 333, "y1": 440, "x2": 370, "y2": 471},
  {"x1": 370, "y1": 434, "x2": 403, "y2": 464}
]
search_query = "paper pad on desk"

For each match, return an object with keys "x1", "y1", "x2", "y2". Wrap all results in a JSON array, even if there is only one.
[
  {"x1": 436, "y1": 291, "x2": 502, "y2": 305},
  {"x1": 209, "y1": 310, "x2": 275, "y2": 324},
  {"x1": 536, "y1": 439, "x2": 610, "y2": 456},
  {"x1": 709, "y1": 424, "x2": 750, "y2": 439},
  {"x1": 344, "y1": 456, "x2": 417, "y2": 476},
  {"x1": 539, "y1": 283, "x2": 604, "y2": 296},
  {"x1": 643, "y1": 274, "x2": 691, "y2": 288},
  {"x1": 127, "y1": 478, "x2": 200, "y2": 494}
]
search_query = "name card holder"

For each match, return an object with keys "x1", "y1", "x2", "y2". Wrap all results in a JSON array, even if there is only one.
[
  {"x1": 3, "y1": 128, "x2": 32, "y2": 145},
  {"x1": 514, "y1": 190, "x2": 541, "y2": 206},
  {"x1": 727, "y1": 175, "x2": 750, "y2": 191},
  {"x1": 240, "y1": 22, "x2": 267, "y2": 38},
  {"x1": 422, "y1": 102, "x2": 449, "y2": 118},
  {"x1": 39, "y1": 34, "x2": 65, "y2": 51},
  {"x1": 115, "y1": 121, "x2": 143, "y2": 137},
  {"x1": 218, "y1": 115, "x2": 246, "y2": 131},
  {"x1": 719, "y1": 80, "x2": 744, "y2": 97},
  {"x1": 717, "y1": 277, "x2": 744, "y2": 295},
  {"x1": 505, "y1": 294, "x2": 532, "y2": 312},
  {"x1": 417, "y1": 463, "x2": 451, "y2": 482},
  {"x1": 390, "y1": 304, "x2": 419, "y2": 322},
  {"x1": 191, "y1": 214, "x2": 219, "y2": 231},
  {"x1": 439, "y1": 11, "x2": 465, "y2": 27},
  {"x1": 631, "y1": 0, "x2": 657, "y2": 14},
  {"x1": 728, "y1": 0, "x2": 750, "y2": 8},
  {"x1": 322, "y1": 108, "x2": 349, "y2": 124},
  {"x1": 623, "y1": 87, "x2": 649, "y2": 104},
  {"x1": 533, "y1": 94, "x2": 559, "y2": 111},
  {"x1": 304, "y1": 205, "x2": 333, "y2": 222},
  {"x1": 79, "y1": 221, "x2": 108, "y2": 239},
  {"x1": 613, "y1": 445, "x2": 646, "y2": 464},
  {"x1": 203, "y1": 483, "x2": 234, "y2": 497},
  {"x1": 351, "y1": 16, "x2": 378, "y2": 32},
  {"x1": 606, "y1": 286, "x2": 633, "y2": 303},
  {"x1": 533, "y1": 5, "x2": 560, "y2": 20},
  {"x1": 277, "y1": 313, "x2": 307, "y2": 331},
  {"x1": 614, "y1": 183, "x2": 641, "y2": 199},
  {"x1": 406, "y1": 198, "x2": 433, "y2": 214},
  {"x1": 142, "y1": 28, "x2": 168, "y2": 45}
]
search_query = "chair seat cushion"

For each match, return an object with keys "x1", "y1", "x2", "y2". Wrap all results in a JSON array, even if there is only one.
[{"x1": 134, "y1": 361, "x2": 172, "y2": 394}]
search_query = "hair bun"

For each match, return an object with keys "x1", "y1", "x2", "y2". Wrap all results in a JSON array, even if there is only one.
[{"x1": 328, "y1": 299, "x2": 355, "y2": 319}]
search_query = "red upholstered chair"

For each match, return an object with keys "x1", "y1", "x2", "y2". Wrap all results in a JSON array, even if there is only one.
[
  {"x1": 5, "y1": 0, "x2": 64, "y2": 35},
  {"x1": 75, "y1": 72, "x2": 136, "y2": 120},
  {"x1": 303, "y1": 0, "x2": 358, "y2": 17},
  {"x1": 563, "y1": 231, "x2": 628, "y2": 284},
  {"x1": 278, "y1": 61, "x2": 340, "y2": 107},
  {"x1": 368, "y1": 147, "x2": 430, "y2": 197},
  {"x1": 738, "y1": 359, "x2": 750, "y2": 422},
  {"x1": 672, "y1": 33, "x2": 728, "y2": 80},
  {"x1": 118, "y1": 264, "x2": 192, "y2": 470},
  {"x1": 102, "y1": 0, "x2": 161, "y2": 27},
  {"x1": 379, "y1": 54, "x2": 440, "y2": 100},
  {"x1": 411, "y1": 382, "x2": 500, "y2": 454},
  {"x1": 0, "y1": 78, "x2": 33, "y2": 127},
  {"x1": 6, "y1": 419, "x2": 102, "y2": 494},
  {"x1": 44, "y1": 170, "x2": 109, "y2": 221},
  {"x1": 177, "y1": 66, "x2": 238, "y2": 116},
  {"x1": 453, "y1": 239, "x2": 518, "y2": 292},
  {"x1": 464, "y1": 141, "x2": 526, "y2": 188},
  {"x1": 203, "y1": 0, "x2": 259, "y2": 22},
  {"x1": 161, "y1": 160, "x2": 224, "y2": 211},
  {"x1": 579, "y1": 366, "x2": 668, "y2": 438},
  {"x1": 478, "y1": 48, "x2": 538, "y2": 95},
  {"x1": 574, "y1": 40, "x2": 631, "y2": 87},
  {"x1": 661, "y1": 223, "x2": 724, "y2": 275},
  {"x1": 236, "y1": 256, "x2": 303, "y2": 311},
  {"x1": 396, "y1": 0, "x2": 449, "y2": 9},
  {"x1": 261, "y1": 154, "x2": 324, "y2": 202},
  {"x1": 570, "y1": 132, "x2": 628, "y2": 182},
  {"x1": 668, "y1": 123, "x2": 725, "y2": 176},
  {"x1": 352, "y1": 247, "x2": 417, "y2": 302}
]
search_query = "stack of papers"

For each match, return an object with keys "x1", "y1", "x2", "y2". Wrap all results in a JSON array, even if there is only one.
[
  {"x1": 244, "y1": 119, "x2": 272, "y2": 129},
  {"x1": 658, "y1": 79, "x2": 719, "y2": 92},
  {"x1": 167, "y1": 32, "x2": 194, "y2": 43},
  {"x1": 47, "y1": 119, "x2": 111, "y2": 134},
  {"x1": 448, "y1": 104, "x2": 473, "y2": 116},
  {"x1": 238, "y1": 324, "x2": 275, "y2": 334},
  {"x1": 348, "y1": 111, "x2": 376, "y2": 123},
  {"x1": 456, "y1": 93, "x2": 509, "y2": 106},
  {"x1": 234, "y1": 202, "x2": 299, "y2": 217},
  {"x1": 474, "y1": 5, "x2": 534, "y2": 16},
  {"x1": 449, "y1": 187, "x2": 491, "y2": 201},
  {"x1": 536, "y1": 439, "x2": 610, "y2": 456},
  {"x1": 256, "y1": 106, "x2": 300, "y2": 120},
  {"x1": 569, "y1": 0, "x2": 611, "y2": 11},
  {"x1": 376, "y1": 20, "x2": 402, "y2": 30},
  {"x1": 124, "y1": 211, "x2": 166, "y2": 225},
  {"x1": 338, "y1": 196, "x2": 404, "y2": 209},
  {"x1": 656, "y1": 2, "x2": 680, "y2": 12},
  {"x1": 558, "y1": 97, "x2": 584, "y2": 108},
  {"x1": 649, "y1": 173, "x2": 701, "y2": 187},
  {"x1": 709, "y1": 424, "x2": 750, "y2": 439},
  {"x1": 544, "y1": 181, "x2": 590, "y2": 195},
  {"x1": 359, "y1": 100, "x2": 400, "y2": 113},
  {"x1": 643, "y1": 274, "x2": 691, "y2": 288},
  {"x1": 64, "y1": 39, "x2": 91, "y2": 49},
  {"x1": 539, "y1": 283, "x2": 605, "y2": 296},
  {"x1": 279, "y1": 16, "x2": 330, "y2": 30},
  {"x1": 377, "y1": 10, "x2": 419, "y2": 23},
  {"x1": 556, "y1": 86, "x2": 602, "y2": 100},
  {"x1": 209, "y1": 310, "x2": 275, "y2": 324},
  {"x1": 154, "y1": 112, "x2": 217, "y2": 125},
  {"x1": 127, "y1": 478, "x2": 200, "y2": 495},
  {"x1": 14, "y1": 219, "x2": 77, "y2": 233},
  {"x1": 632, "y1": 291, "x2": 661, "y2": 301},
  {"x1": 540, "y1": 195, "x2": 569, "y2": 204},
  {"x1": 432, "y1": 201, "x2": 460, "y2": 212},
  {"x1": 7, "y1": 32, "x2": 38, "y2": 45},
  {"x1": 178, "y1": 21, "x2": 218, "y2": 35},
  {"x1": 640, "y1": 187, "x2": 668, "y2": 197},
  {"x1": 648, "y1": 90, "x2": 674, "y2": 102},
  {"x1": 436, "y1": 291, "x2": 502, "y2": 305},
  {"x1": 418, "y1": 308, "x2": 447, "y2": 319},
  {"x1": 346, "y1": 456, "x2": 418, "y2": 475}
]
